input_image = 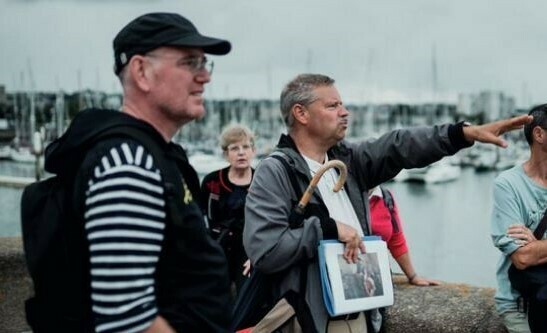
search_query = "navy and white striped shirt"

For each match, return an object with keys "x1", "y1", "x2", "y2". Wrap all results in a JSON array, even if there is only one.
[{"x1": 84, "y1": 141, "x2": 165, "y2": 333}]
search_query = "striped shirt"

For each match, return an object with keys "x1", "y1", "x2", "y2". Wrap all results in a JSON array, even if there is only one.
[{"x1": 84, "y1": 141, "x2": 165, "y2": 333}]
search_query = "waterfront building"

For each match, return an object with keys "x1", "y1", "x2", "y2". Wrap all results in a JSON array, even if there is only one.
[
  {"x1": 457, "y1": 91, "x2": 516, "y2": 122},
  {"x1": 0, "y1": 85, "x2": 7, "y2": 106},
  {"x1": 348, "y1": 103, "x2": 457, "y2": 140}
]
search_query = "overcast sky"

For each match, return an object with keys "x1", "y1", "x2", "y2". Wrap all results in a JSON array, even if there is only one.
[{"x1": 2, "y1": 0, "x2": 547, "y2": 107}]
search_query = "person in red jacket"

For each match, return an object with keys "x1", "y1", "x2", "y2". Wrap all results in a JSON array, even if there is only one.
[{"x1": 368, "y1": 186, "x2": 439, "y2": 286}]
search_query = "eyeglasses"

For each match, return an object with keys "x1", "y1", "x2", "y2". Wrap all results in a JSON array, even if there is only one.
[
  {"x1": 145, "y1": 53, "x2": 214, "y2": 75},
  {"x1": 226, "y1": 144, "x2": 253, "y2": 153},
  {"x1": 178, "y1": 56, "x2": 214, "y2": 75}
]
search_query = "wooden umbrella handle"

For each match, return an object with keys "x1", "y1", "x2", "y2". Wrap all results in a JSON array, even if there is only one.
[{"x1": 296, "y1": 160, "x2": 348, "y2": 211}]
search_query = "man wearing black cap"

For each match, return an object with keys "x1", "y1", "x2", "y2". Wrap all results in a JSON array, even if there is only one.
[{"x1": 36, "y1": 12, "x2": 233, "y2": 332}]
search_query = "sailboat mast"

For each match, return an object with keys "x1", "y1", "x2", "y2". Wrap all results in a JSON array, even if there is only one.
[{"x1": 431, "y1": 43, "x2": 438, "y2": 103}]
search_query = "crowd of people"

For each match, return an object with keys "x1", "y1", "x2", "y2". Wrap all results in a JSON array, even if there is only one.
[{"x1": 21, "y1": 10, "x2": 547, "y2": 333}]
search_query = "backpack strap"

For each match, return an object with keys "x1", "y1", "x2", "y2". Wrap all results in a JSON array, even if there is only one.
[
  {"x1": 268, "y1": 153, "x2": 322, "y2": 331},
  {"x1": 534, "y1": 207, "x2": 547, "y2": 240},
  {"x1": 380, "y1": 186, "x2": 399, "y2": 233},
  {"x1": 270, "y1": 154, "x2": 304, "y2": 199},
  {"x1": 269, "y1": 153, "x2": 332, "y2": 229},
  {"x1": 269, "y1": 153, "x2": 329, "y2": 209}
]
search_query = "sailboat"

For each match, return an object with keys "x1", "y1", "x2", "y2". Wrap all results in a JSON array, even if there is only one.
[
  {"x1": 395, "y1": 159, "x2": 461, "y2": 184},
  {"x1": 10, "y1": 91, "x2": 36, "y2": 164},
  {"x1": 0, "y1": 118, "x2": 15, "y2": 160}
]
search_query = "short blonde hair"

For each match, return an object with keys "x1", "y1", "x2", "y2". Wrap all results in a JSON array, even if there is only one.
[{"x1": 219, "y1": 124, "x2": 255, "y2": 151}]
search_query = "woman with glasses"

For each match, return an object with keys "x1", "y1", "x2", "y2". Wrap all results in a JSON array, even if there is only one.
[{"x1": 200, "y1": 124, "x2": 256, "y2": 296}]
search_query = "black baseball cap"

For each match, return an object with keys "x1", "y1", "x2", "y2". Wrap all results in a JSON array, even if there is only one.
[{"x1": 113, "y1": 12, "x2": 231, "y2": 74}]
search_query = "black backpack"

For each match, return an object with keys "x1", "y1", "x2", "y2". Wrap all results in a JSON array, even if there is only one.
[
  {"x1": 508, "y1": 265, "x2": 547, "y2": 333},
  {"x1": 508, "y1": 208, "x2": 547, "y2": 333},
  {"x1": 21, "y1": 126, "x2": 180, "y2": 332}
]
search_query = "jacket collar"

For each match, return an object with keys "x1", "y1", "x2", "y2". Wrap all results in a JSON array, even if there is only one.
[{"x1": 276, "y1": 133, "x2": 352, "y2": 170}]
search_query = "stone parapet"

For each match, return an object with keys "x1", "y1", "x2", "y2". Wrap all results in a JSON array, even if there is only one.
[
  {"x1": 0, "y1": 237, "x2": 31, "y2": 333},
  {"x1": 384, "y1": 275, "x2": 507, "y2": 332},
  {"x1": 0, "y1": 237, "x2": 507, "y2": 332}
]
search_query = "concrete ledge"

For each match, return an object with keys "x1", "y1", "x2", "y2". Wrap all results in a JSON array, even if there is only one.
[
  {"x1": 0, "y1": 237, "x2": 507, "y2": 332},
  {"x1": 0, "y1": 237, "x2": 32, "y2": 332},
  {"x1": 384, "y1": 275, "x2": 507, "y2": 332},
  {"x1": 0, "y1": 175, "x2": 34, "y2": 188}
]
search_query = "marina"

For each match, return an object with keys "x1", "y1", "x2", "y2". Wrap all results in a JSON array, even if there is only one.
[
  {"x1": 394, "y1": 160, "x2": 462, "y2": 184},
  {"x1": 0, "y1": 82, "x2": 531, "y2": 291},
  {"x1": 0, "y1": 154, "x2": 517, "y2": 288},
  {"x1": 3, "y1": 2, "x2": 547, "y2": 331}
]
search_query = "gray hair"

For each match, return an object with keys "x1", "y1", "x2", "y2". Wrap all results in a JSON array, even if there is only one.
[
  {"x1": 219, "y1": 123, "x2": 255, "y2": 151},
  {"x1": 280, "y1": 74, "x2": 335, "y2": 128},
  {"x1": 117, "y1": 65, "x2": 129, "y2": 85}
]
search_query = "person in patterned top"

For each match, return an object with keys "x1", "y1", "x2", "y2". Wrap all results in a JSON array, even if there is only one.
[
  {"x1": 44, "y1": 12, "x2": 233, "y2": 333},
  {"x1": 201, "y1": 124, "x2": 256, "y2": 295}
]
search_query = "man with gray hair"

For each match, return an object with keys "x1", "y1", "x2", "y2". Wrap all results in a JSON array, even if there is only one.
[
  {"x1": 25, "y1": 12, "x2": 232, "y2": 333},
  {"x1": 243, "y1": 73, "x2": 532, "y2": 332}
]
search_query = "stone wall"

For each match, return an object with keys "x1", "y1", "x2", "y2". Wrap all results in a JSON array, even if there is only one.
[
  {"x1": 0, "y1": 238, "x2": 31, "y2": 333},
  {"x1": 385, "y1": 276, "x2": 507, "y2": 333},
  {"x1": 0, "y1": 237, "x2": 507, "y2": 332}
]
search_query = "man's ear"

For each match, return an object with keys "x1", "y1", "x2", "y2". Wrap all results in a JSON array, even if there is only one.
[
  {"x1": 292, "y1": 104, "x2": 308, "y2": 125},
  {"x1": 533, "y1": 126, "x2": 545, "y2": 144},
  {"x1": 128, "y1": 55, "x2": 152, "y2": 92}
]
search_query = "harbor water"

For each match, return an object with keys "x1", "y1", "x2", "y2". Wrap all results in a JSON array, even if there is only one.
[{"x1": 0, "y1": 160, "x2": 502, "y2": 288}]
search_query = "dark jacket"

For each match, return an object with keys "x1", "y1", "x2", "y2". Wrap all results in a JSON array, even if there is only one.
[
  {"x1": 200, "y1": 166, "x2": 254, "y2": 289},
  {"x1": 200, "y1": 166, "x2": 253, "y2": 244},
  {"x1": 46, "y1": 108, "x2": 232, "y2": 332}
]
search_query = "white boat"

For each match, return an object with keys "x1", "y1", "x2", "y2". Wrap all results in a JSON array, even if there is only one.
[
  {"x1": 10, "y1": 147, "x2": 36, "y2": 164},
  {"x1": 494, "y1": 157, "x2": 517, "y2": 171},
  {"x1": 473, "y1": 146, "x2": 520, "y2": 172},
  {"x1": 0, "y1": 146, "x2": 11, "y2": 160},
  {"x1": 399, "y1": 161, "x2": 461, "y2": 184}
]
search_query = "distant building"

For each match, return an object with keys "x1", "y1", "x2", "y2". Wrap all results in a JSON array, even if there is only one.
[
  {"x1": 0, "y1": 85, "x2": 6, "y2": 106},
  {"x1": 104, "y1": 93, "x2": 122, "y2": 110},
  {"x1": 457, "y1": 91, "x2": 515, "y2": 121},
  {"x1": 457, "y1": 93, "x2": 478, "y2": 116},
  {"x1": 347, "y1": 102, "x2": 457, "y2": 138}
]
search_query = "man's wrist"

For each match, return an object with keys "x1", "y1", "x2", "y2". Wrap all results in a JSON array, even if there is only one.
[{"x1": 448, "y1": 121, "x2": 474, "y2": 150}]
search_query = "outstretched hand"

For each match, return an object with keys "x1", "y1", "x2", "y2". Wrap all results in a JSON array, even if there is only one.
[
  {"x1": 409, "y1": 275, "x2": 440, "y2": 287},
  {"x1": 463, "y1": 114, "x2": 533, "y2": 148}
]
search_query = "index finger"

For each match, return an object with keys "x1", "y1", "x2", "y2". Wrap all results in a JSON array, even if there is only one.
[
  {"x1": 507, "y1": 114, "x2": 533, "y2": 127},
  {"x1": 507, "y1": 224, "x2": 526, "y2": 231}
]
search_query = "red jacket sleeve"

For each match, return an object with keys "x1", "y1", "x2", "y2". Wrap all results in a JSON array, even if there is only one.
[{"x1": 369, "y1": 194, "x2": 408, "y2": 258}]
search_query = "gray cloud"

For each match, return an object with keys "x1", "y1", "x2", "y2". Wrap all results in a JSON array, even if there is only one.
[{"x1": 1, "y1": 0, "x2": 547, "y2": 107}]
